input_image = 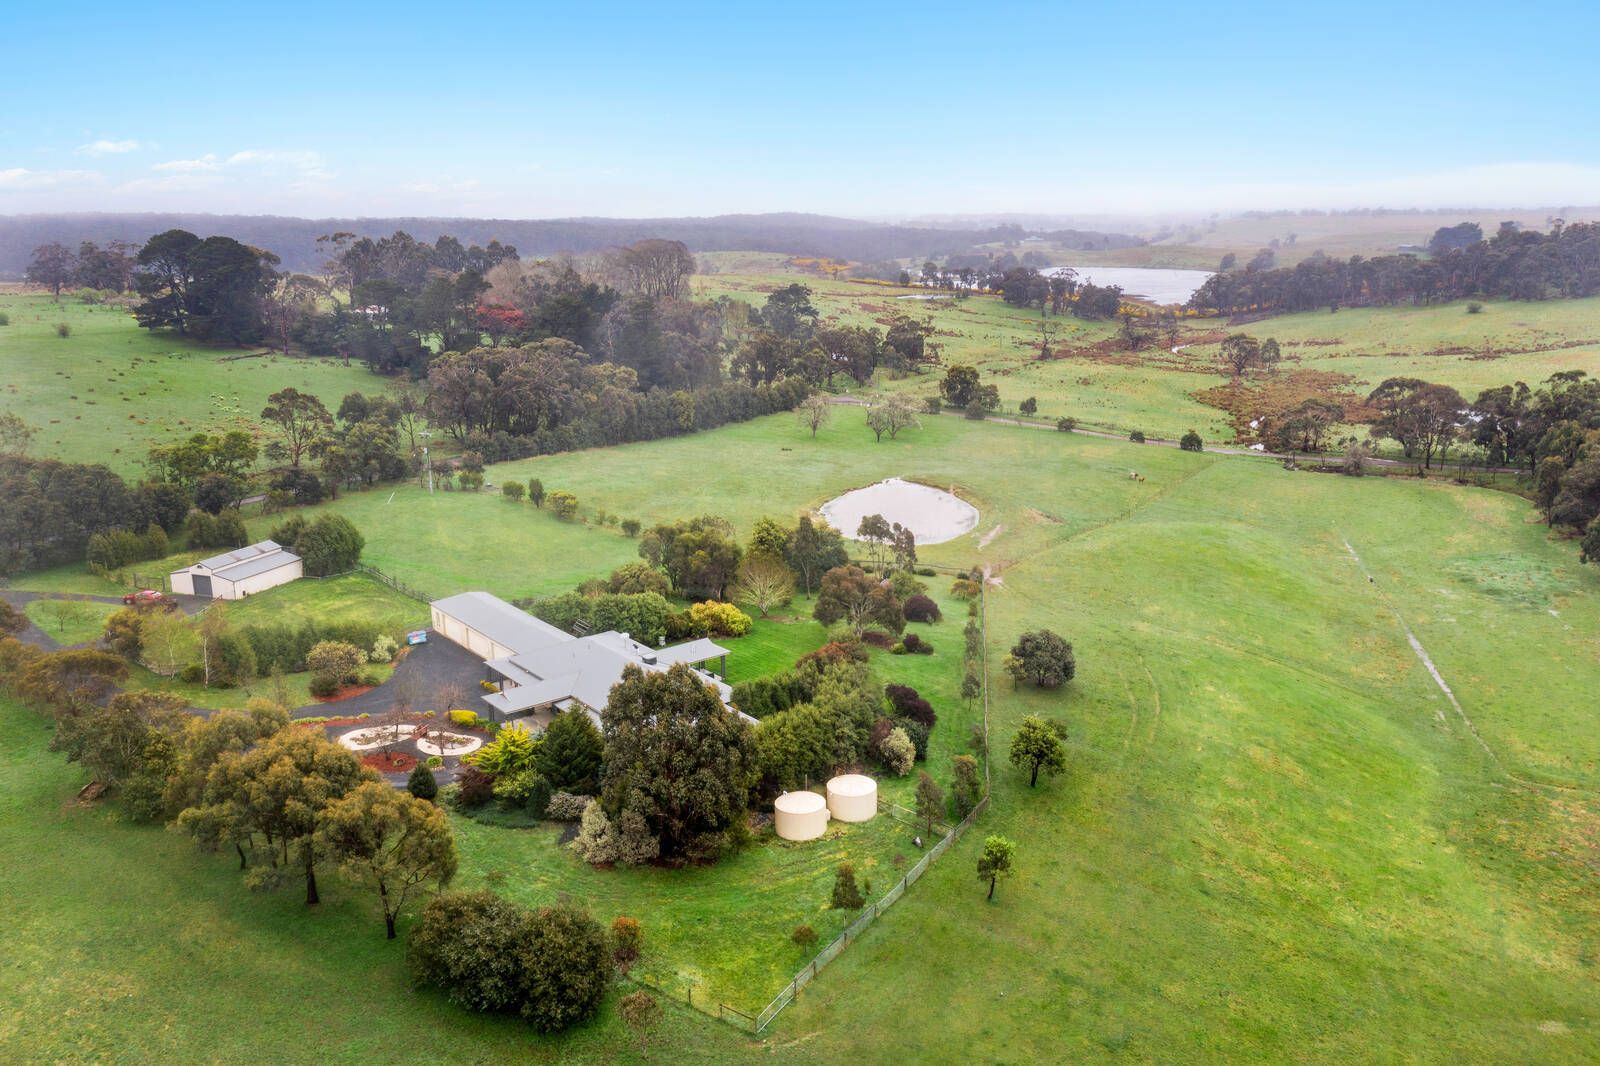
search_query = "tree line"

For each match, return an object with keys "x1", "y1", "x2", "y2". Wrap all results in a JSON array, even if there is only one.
[{"x1": 1189, "y1": 221, "x2": 1600, "y2": 315}]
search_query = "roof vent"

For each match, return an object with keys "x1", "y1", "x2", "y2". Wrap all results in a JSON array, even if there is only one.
[{"x1": 640, "y1": 651, "x2": 658, "y2": 665}]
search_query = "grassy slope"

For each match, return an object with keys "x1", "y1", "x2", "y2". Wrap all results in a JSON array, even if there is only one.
[
  {"x1": 0, "y1": 694, "x2": 765, "y2": 1064},
  {"x1": 22, "y1": 599, "x2": 120, "y2": 645},
  {"x1": 1095, "y1": 208, "x2": 1591, "y2": 269},
  {"x1": 0, "y1": 293, "x2": 378, "y2": 475},
  {"x1": 369, "y1": 412, "x2": 1597, "y2": 1060},
  {"x1": 1184, "y1": 295, "x2": 1600, "y2": 408},
  {"x1": 782, "y1": 446, "x2": 1600, "y2": 1063},
  {"x1": 455, "y1": 810, "x2": 915, "y2": 1015},
  {"x1": 694, "y1": 274, "x2": 1600, "y2": 446},
  {"x1": 223, "y1": 572, "x2": 428, "y2": 637},
  {"x1": 5, "y1": 369, "x2": 1600, "y2": 1060}
]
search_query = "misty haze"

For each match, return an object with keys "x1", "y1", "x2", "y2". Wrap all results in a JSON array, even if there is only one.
[{"x1": 3, "y1": 2, "x2": 1599, "y2": 1064}]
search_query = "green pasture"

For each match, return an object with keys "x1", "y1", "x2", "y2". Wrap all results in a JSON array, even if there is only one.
[
  {"x1": 5, "y1": 344, "x2": 1600, "y2": 1059},
  {"x1": 23, "y1": 598, "x2": 120, "y2": 645},
  {"x1": 0, "y1": 293, "x2": 380, "y2": 475},
  {"x1": 455, "y1": 807, "x2": 917, "y2": 1015},
  {"x1": 222, "y1": 572, "x2": 427, "y2": 638},
  {"x1": 0, "y1": 694, "x2": 761, "y2": 1064},
  {"x1": 695, "y1": 272, "x2": 1600, "y2": 446}
]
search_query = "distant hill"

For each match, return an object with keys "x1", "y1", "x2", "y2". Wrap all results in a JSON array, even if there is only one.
[{"x1": 0, "y1": 212, "x2": 1143, "y2": 276}]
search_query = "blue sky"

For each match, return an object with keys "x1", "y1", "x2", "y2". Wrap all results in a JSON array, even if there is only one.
[{"x1": 4, "y1": 0, "x2": 1598, "y2": 218}]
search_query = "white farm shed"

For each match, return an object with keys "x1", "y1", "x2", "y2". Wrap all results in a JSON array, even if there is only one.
[
  {"x1": 826, "y1": 774, "x2": 878, "y2": 823},
  {"x1": 170, "y1": 540, "x2": 302, "y2": 600},
  {"x1": 774, "y1": 790, "x2": 829, "y2": 841}
]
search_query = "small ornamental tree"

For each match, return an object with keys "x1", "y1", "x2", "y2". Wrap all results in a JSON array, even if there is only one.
[
  {"x1": 527, "y1": 479, "x2": 546, "y2": 508},
  {"x1": 977, "y1": 835, "x2": 1015, "y2": 901},
  {"x1": 961, "y1": 669, "x2": 982, "y2": 712},
  {"x1": 797, "y1": 393, "x2": 832, "y2": 437},
  {"x1": 687, "y1": 600, "x2": 753, "y2": 637},
  {"x1": 813, "y1": 565, "x2": 903, "y2": 637},
  {"x1": 914, "y1": 771, "x2": 943, "y2": 836},
  {"x1": 548, "y1": 490, "x2": 579, "y2": 520},
  {"x1": 612, "y1": 916, "x2": 643, "y2": 970},
  {"x1": 465, "y1": 723, "x2": 539, "y2": 777},
  {"x1": 880, "y1": 727, "x2": 915, "y2": 776},
  {"x1": 318, "y1": 781, "x2": 458, "y2": 938},
  {"x1": 731, "y1": 555, "x2": 795, "y2": 617},
  {"x1": 501, "y1": 479, "x2": 525, "y2": 502},
  {"x1": 306, "y1": 640, "x2": 366, "y2": 696},
  {"x1": 1005, "y1": 629, "x2": 1076, "y2": 689},
  {"x1": 518, "y1": 904, "x2": 612, "y2": 1032},
  {"x1": 831, "y1": 863, "x2": 865, "y2": 909},
  {"x1": 534, "y1": 711, "x2": 603, "y2": 794},
  {"x1": 951, "y1": 754, "x2": 982, "y2": 818},
  {"x1": 1009, "y1": 714, "x2": 1067, "y2": 787},
  {"x1": 407, "y1": 763, "x2": 439, "y2": 801},
  {"x1": 617, "y1": 989, "x2": 662, "y2": 1049},
  {"x1": 903, "y1": 594, "x2": 941, "y2": 623},
  {"x1": 295, "y1": 514, "x2": 364, "y2": 576}
]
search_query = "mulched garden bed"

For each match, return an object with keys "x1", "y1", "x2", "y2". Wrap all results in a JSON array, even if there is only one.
[
  {"x1": 361, "y1": 751, "x2": 419, "y2": 773},
  {"x1": 315, "y1": 684, "x2": 377, "y2": 703}
]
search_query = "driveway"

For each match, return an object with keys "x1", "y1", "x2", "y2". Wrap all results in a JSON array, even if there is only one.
[
  {"x1": 293, "y1": 634, "x2": 489, "y2": 789},
  {"x1": 1, "y1": 588, "x2": 211, "y2": 651},
  {"x1": 291, "y1": 634, "x2": 486, "y2": 720}
]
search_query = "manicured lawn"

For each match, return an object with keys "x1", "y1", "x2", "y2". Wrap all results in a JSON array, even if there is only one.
[
  {"x1": 122, "y1": 660, "x2": 396, "y2": 712},
  {"x1": 454, "y1": 806, "x2": 918, "y2": 1015},
  {"x1": 0, "y1": 694, "x2": 763, "y2": 1064},
  {"x1": 0, "y1": 294, "x2": 383, "y2": 476},
  {"x1": 223, "y1": 572, "x2": 427, "y2": 638},
  {"x1": 721, "y1": 598, "x2": 830, "y2": 684},
  {"x1": 22, "y1": 598, "x2": 120, "y2": 645}
]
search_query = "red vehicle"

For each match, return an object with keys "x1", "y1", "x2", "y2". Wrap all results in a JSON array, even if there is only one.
[{"x1": 122, "y1": 589, "x2": 167, "y2": 607}]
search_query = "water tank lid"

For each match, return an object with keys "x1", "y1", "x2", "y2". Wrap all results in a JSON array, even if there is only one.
[
  {"x1": 775, "y1": 790, "x2": 827, "y2": 813},
  {"x1": 827, "y1": 774, "x2": 876, "y2": 797}
]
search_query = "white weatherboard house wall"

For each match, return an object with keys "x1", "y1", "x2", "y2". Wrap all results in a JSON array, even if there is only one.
[
  {"x1": 169, "y1": 540, "x2": 303, "y2": 601},
  {"x1": 429, "y1": 591, "x2": 756, "y2": 730}
]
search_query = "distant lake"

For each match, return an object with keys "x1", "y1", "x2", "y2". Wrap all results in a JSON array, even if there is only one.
[{"x1": 1047, "y1": 265, "x2": 1212, "y2": 306}]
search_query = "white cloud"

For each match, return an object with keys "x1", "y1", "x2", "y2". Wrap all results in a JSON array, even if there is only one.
[
  {"x1": 75, "y1": 138, "x2": 142, "y2": 156},
  {"x1": 0, "y1": 167, "x2": 104, "y2": 190},
  {"x1": 226, "y1": 149, "x2": 332, "y2": 180},
  {"x1": 153, "y1": 154, "x2": 219, "y2": 172}
]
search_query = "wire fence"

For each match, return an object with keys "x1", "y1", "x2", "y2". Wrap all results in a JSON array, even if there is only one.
[
  {"x1": 627, "y1": 579, "x2": 995, "y2": 1036},
  {"x1": 354, "y1": 564, "x2": 433, "y2": 605}
]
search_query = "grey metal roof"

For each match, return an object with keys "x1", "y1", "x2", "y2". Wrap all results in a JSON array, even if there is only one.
[
  {"x1": 194, "y1": 540, "x2": 281, "y2": 571},
  {"x1": 181, "y1": 540, "x2": 300, "y2": 583},
  {"x1": 654, "y1": 637, "x2": 730, "y2": 667},
  {"x1": 437, "y1": 592, "x2": 750, "y2": 725},
  {"x1": 210, "y1": 550, "x2": 300, "y2": 583},
  {"x1": 431, "y1": 592, "x2": 573, "y2": 656},
  {"x1": 484, "y1": 628, "x2": 748, "y2": 724}
]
